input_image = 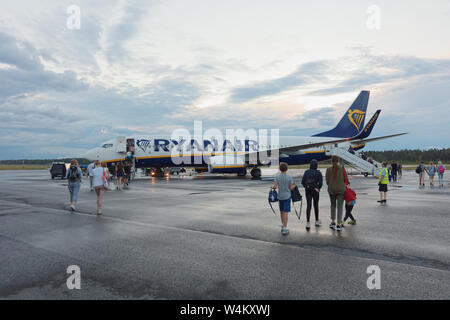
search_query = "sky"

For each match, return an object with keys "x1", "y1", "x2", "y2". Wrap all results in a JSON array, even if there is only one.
[{"x1": 0, "y1": 0, "x2": 450, "y2": 159}]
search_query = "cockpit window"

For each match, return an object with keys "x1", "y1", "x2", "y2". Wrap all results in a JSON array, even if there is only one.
[{"x1": 102, "y1": 144, "x2": 113, "y2": 148}]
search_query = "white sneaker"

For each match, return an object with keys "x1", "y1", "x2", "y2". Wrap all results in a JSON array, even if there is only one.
[
  {"x1": 315, "y1": 220, "x2": 322, "y2": 227},
  {"x1": 281, "y1": 227, "x2": 289, "y2": 236},
  {"x1": 306, "y1": 222, "x2": 311, "y2": 230}
]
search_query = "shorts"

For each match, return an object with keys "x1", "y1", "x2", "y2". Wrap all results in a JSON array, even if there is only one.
[
  {"x1": 379, "y1": 184, "x2": 388, "y2": 192},
  {"x1": 279, "y1": 198, "x2": 291, "y2": 213}
]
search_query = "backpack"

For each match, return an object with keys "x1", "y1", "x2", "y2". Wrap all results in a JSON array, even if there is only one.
[
  {"x1": 268, "y1": 189, "x2": 278, "y2": 215},
  {"x1": 304, "y1": 176, "x2": 316, "y2": 189},
  {"x1": 415, "y1": 166, "x2": 422, "y2": 174},
  {"x1": 439, "y1": 165, "x2": 445, "y2": 174},
  {"x1": 68, "y1": 166, "x2": 80, "y2": 181}
]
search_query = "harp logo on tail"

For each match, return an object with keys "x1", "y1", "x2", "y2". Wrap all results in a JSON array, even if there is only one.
[{"x1": 348, "y1": 109, "x2": 366, "y2": 131}]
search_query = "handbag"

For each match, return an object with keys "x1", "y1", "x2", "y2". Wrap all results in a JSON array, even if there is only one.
[
  {"x1": 268, "y1": 189, "x2": 278, "y2": 215},
  {"x1": 102, "y1": 168, "x2": 109, "y2": 189},
  {"x1": 343, "y1": 168, "x2": 356, "y2": 202},
  {"x1": 291, "y1": 186, "x2": 303, "y2": 220}
]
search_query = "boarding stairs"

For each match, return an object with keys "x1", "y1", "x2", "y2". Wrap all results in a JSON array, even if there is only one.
[{"x1": 325, "y1": 147, "x2": 381, "y2": 177}]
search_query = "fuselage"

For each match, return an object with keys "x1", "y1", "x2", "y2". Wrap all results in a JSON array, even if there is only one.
[{"x1": 84, "y1": 136, "x2": 365, "y2": 168}]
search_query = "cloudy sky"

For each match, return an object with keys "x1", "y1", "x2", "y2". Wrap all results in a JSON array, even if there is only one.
[{"x1": 1, "y1": 0, "x2": 449, "y2": 159}]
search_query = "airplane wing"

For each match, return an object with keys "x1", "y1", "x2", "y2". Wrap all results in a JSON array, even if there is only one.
[
  {"x1": 245, "y1": 132, "x2": 408, "y2": 157},
  {"x1": 349, "y1": 132, "x2": 408, "y2": 145}
]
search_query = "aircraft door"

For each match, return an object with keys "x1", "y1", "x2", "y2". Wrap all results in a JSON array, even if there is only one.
[{"x1": 116, "y1": 136, "x2": 127, "y2": 153}]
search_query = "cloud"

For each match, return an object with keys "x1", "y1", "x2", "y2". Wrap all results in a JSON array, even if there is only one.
[
  {"x1": 229, "y1": 61, "x2": 329, "y2": 103},
  {"x1": 0, "y1": 32, "x2": 88, "y2": 102},
  {"x1": 1, "y1": 1, "x2": 450, "y2": 159},
  {"x1": 310, "y1": 54, "x2": 450, "y2": 96},
  {"x1": 104, "y1": 0, "x2": 154, "y2": 63}
]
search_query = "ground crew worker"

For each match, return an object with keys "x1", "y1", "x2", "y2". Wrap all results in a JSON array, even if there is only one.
[{"x1": 378, "y1": 162, "x2": 389, "y2": 204}]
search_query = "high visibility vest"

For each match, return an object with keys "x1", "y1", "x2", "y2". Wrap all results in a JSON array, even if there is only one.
[{"x1": 379, "y1": 168, "x2": 389, "y2": 184}]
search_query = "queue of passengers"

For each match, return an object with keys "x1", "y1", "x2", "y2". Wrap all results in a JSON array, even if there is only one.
[
  {"x1": 87, "y1": 161, "x2": 134, "y2": 191},
  {"x1": 66, "y1": 157, "x2": 446, "y2": 225},
  {"x1": 272, "y1": 156, "x2": 359, "y2": 235},
  {"x1": 417, "y1": 161, "x2": 446, "y2": 187},
  {"x1": 67, "y1": 160, "x2": 135, "y2": 215}
]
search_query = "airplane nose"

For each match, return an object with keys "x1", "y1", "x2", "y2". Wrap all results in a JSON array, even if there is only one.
[{"x1": 83, "y1": 148, "x2": 100, "y2": 161}]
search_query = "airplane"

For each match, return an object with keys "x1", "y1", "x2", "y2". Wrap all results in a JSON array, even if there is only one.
[{"x1": 84, "y1": 91, "x2": 407, "y2": 178}]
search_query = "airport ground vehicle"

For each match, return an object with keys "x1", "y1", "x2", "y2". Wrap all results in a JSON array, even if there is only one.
[{"x1": 50, "y1": 162, "x2": 67, "y2": 179}]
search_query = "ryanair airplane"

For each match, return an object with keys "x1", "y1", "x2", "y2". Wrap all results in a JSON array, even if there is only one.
[{"x1": 84, "y1": 91, "x2": 406, "y2": 178}]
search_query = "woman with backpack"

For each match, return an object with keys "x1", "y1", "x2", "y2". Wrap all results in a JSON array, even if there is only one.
[
  {"x1": 301, "y1": 159, "x2": 323, "y2": 230},
  {"x1": 427, "y1": 162, "x2": 437, "y2": 187},
  {"x1": 437, "y1": 161, "x2": 446, "y2": 187},
  {"x1": 325, "y1": 156, "x2": 347, "y2": 232},
  {"x1": 65, "y1": 159, "x2": 83, "y2": 212}
]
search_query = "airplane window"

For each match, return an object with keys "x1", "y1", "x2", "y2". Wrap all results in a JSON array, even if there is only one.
[{"x1": 102, "y1": 144, "x2": 113, "y2": 148}]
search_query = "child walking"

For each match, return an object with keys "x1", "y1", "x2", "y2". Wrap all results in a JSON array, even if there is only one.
[{"x1": 272, "y1": 162, "x2": 296, "y2": 236}]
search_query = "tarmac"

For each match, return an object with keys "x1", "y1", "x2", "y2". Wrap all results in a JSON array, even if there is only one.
[{"x1": 0, "y1": 168, "x2": 449, "y2": 299}]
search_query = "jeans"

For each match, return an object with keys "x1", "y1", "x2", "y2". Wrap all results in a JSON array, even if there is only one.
[
  {"x1": 344, "y1": 203, "x2": 355, "y2": 222},
  {"x1": 329, "y1": 193, "x2": 345, "y2": 223},
  {"x1": 438, "y1": 173, "x2": 444, "y2": 185},
  {"x1": 305, "y1": 188, "x2": 320, "y2": 222},
  {"x1": 94, "y1": 186, "x2": 106, "y2": 212},
  {"x1": 68, "y1": 180, "x2": 81, "y2": 203}
]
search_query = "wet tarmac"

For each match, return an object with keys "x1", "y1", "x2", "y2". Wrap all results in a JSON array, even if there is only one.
[{"x1": 0, "y1": 169, "x2": 449, "y2": 299}]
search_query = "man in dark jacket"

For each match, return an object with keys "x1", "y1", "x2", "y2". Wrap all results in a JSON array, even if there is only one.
[{"x1": 301, "y1": 159, "x2": 323, "y2": 230}]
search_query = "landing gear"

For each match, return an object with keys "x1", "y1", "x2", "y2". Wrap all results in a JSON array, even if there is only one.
[
  {"x1": 250, "y1": 168, "x2": 261, "y2": 179},
  {"x1": 237, "y1": 168, "x2": 247, "y2": 177}
]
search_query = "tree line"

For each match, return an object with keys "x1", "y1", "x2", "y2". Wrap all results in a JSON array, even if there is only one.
[{"x1": 364, "y1": 148, "x2": 450, "y2": 164}]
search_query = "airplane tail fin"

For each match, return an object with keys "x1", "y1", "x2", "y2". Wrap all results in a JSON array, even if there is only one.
[
  {"x1": 353, "y1": 109, "x2": 381, "y2": 140},
  {"x1": 313, "y1": 90, "x2": 370, "y2": 138}
]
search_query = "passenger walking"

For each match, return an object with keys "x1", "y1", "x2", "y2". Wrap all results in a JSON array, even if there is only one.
[
  {"x1": 427, "y1": 162, "x2": 436, "y2": 186},
  {"x1": 65, "y1": 159, "x2": 83, "y2": 211},
  {"x1": 398, "y1": 163, "x2": 403, "y2": 179},
  {"x1": 271, "y1": 162, "x2": 296, "y2": 236},
  {"x1": 116, "y1": 162, "x2": 125, "y2": 190},
  {"x1": 124, "y1": 162, "x2": 131, "y2": 187},
  {"x1": 417, "y1": 162, "x2": 426, "y2": 186},
  {"x1": 342, "y1": 167, "x2": 356, "y2": 225},
  {"x1": 325, "y1": 156, "x2": 347, "y2": 232},
  {"x1": 437, "y1": 161, "x2": 445, "y2": 187},
  {"x1": 301, "y1": 159, "x2": 323, "y2": 230},
  {"x1": 391, "y1": 162, "x2": 398, "y2": 182},
  {"x1": 378, "y1": 162, "x2": 389, "y2": 204},
  {"x1": 92, "y1": 160, "x2": 108, "y2": 215},
  {"x1": 110, "y1": 162, "x2": 117, "y2": 183},
  {"x1": 87, "y1": 162, "x2": 95, "y2": 191}
]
